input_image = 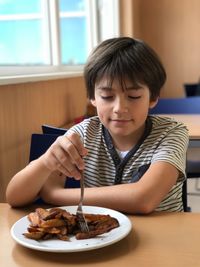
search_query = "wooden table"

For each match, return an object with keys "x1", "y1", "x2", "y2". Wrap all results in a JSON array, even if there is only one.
[
  {"x1": 158, "y1": 114, "x2": 200, "y2": 140},
  {"x1": 1, "y1": 203, "x2": 200, "y2": 267}
]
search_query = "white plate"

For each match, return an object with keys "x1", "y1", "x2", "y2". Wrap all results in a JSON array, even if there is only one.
[{"x1": 11, "y1": 206, "x2": 132, "y2": 253}]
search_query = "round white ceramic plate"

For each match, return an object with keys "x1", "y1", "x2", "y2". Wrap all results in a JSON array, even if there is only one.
[{"x1": 11, "y1": 206, "x2": 132, "y2": 253}]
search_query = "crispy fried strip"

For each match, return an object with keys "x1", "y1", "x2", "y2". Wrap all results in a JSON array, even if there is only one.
[
  {"x1": 40, "y1": 218, "x2": 67, "y2": 228},
  {"x1": 23, "y1": 231, "x2": 45, "y2": 240},
  {"x1": 27, "y1": 212, "x2": 41, "y2": 226}
]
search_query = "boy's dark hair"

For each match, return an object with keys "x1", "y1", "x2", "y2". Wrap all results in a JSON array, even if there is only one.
[{"x1": 84, "y1": 37, "x2": 166, "y2": 101}]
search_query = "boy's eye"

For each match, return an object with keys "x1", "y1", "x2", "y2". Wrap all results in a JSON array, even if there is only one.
[
  {"x1": 128, "y1": 96, "x2": 141, "y2": 99},
  {"x1": 101, "y1": 96, "x2": 113, "y2": 100}
]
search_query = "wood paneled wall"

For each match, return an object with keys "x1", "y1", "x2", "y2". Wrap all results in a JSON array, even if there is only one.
[
  {"x1": 0, "y1": 76, "x2": 87, "y2": 202},
  {"x1": 120, "y1": 0, "x2": 200, "y2": 97}
]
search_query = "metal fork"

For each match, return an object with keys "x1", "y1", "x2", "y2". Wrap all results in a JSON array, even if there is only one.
[{"x1": 76, "y1": 172, "x2": 89, "y2": 232}]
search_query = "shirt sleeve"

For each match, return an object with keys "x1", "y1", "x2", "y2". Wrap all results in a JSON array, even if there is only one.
[{"x1": 151, "y1": 121, "x2": 189, "y2": 181}]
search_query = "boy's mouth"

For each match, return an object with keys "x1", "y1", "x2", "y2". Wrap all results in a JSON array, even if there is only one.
[
  {"x1": 110, "y1": 119, "x2": 132, "y2": 125},
  {"x1": 110, "y1": 118, "x2": 132, "y2": 122}
]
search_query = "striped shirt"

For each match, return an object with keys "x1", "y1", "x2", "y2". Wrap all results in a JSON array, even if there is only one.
[{"x1": 67, "y1": 115, "x2": 189, "y2": 212}]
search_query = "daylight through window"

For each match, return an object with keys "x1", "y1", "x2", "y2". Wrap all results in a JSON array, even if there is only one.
[{"x1": 0, "y1": 0, "x2": 119, "y2": 78}]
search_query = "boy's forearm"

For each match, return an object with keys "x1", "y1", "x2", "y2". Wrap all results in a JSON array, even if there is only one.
[
  {"x1": 6, "y1": 157, "x2": 52, "y2": 207},
  {"x1": 83, "y1": 184, "x2": 149, "y2": 214},
  {"x1": 41, "y1": 183, "x2": 154, "y2": 214}
]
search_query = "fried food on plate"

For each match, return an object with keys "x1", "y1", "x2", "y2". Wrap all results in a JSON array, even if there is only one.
[{"x1": 23, "y1": 207, "x2": 119, "y2": 241}]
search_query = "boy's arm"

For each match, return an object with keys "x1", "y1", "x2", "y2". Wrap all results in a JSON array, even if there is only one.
[
  {"x1": 82, "y1": 161, "x2": 179, "y2": 214},
  {"x1": 6, "y1": 132, "x2": 86, "y2": 207},
  {"x1": 40, "y1": 161, "x2": 179, "y2": 214},
  {"x1": 5, "y1": 157, "x2": 65, "y2": 207}
]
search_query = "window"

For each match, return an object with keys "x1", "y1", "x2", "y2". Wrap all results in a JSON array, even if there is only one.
[{"x1": 0, "y1": 0, "x2": 119, "y2": 82}]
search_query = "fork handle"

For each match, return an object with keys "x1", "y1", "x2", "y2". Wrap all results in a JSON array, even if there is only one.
[{"x1": 80, "y1": 172, "x2": 85, "y2": 205}]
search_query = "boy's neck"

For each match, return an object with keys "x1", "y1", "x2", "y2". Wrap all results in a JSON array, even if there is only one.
[
  {"x1": 110, "y1": 123, "x2": 146, "y2": 151},
  {"x1": 102, "y1": 117, "x2": 152, "y2": 152}
]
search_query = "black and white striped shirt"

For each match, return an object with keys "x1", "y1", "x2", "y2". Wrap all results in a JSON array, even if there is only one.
[{"x1": 67, "y1": 115, "x2": 189, "y2": 212}]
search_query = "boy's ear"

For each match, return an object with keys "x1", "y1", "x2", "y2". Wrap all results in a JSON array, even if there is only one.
[
  {"x1": 149, "y1": 97, "x2": 159, "y2": 109},
  {"x1": 90, "y1": 99, "x2": 97, "y2": 107}
]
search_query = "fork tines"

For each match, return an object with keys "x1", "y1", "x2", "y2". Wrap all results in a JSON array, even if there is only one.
[{"x1": 76, "y1": 211, "x2": 89, "y2": 232}]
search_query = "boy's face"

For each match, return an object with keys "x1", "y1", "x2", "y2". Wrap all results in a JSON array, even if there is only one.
[{"x1": 91, "y1": 77, "x2": 158, "y2": 149}]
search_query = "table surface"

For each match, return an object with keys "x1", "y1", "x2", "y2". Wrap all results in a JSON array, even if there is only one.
[
  {"x1": 158, "y1": 114, "x2": 200, "y2": 139},
  {"x1": 1, "y1": 203, "x2": 200, "y2": 267}
]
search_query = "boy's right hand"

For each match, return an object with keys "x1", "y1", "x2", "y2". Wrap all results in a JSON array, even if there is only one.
[{"x1": 41, "y1": 132, "x2": 88, "y2": 179}]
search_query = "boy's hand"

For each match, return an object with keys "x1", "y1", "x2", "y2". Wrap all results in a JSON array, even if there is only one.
[{"x1": 41, "y1": 132, "x2": 88, "y2": 179}]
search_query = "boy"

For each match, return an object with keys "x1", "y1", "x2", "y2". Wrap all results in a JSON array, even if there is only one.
[{"x1": 6, "y1": 37, "x2": 189, "y2": 213}]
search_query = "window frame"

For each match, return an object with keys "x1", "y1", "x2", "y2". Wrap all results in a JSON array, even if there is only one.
[{"x1": 0, "y1": 0, "x2": 119, "y2": 85}]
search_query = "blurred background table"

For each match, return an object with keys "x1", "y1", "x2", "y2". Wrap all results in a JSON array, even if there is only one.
[{"x1": 157, "y1": 114, "x2": 200, "y2": 140}]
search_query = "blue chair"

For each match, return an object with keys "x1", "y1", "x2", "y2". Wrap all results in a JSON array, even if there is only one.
[
  {"x1": 42, "y1": 124, "x2": 67, "y2": 135},
  {"x1": 150, "y1": 97, "x2": 200, "y2": 211},
  {"x1": 150, "y1": 97, "x2": 200, "y2": 114},
  {"x1": 29, "y1": 132, "x2": 80, "y2": 204},
  {"x1": 29, "y1": 133, "x2": 58, "y2": 162},
  {"x1": 184, "y1": 83, "x2": 200, "y2": 97}
]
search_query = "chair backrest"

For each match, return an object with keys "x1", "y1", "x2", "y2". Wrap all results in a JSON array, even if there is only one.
[
  {"x1": 150, "y1": 97, "x2": 200, "y2": 114},
  {"x1": 184, "y1": 83, "x2": 200, "y2": 97},
  {"x1": 182, "y1": 179, "x2": 190, "y2": 212},
  {"x1": 29, "y1": 133, "x2": 58, "y2": 162},
  {"x1": 42, "y1": 124, "x2": 67, "y2": 135},
  {"x1": 29, "y1": 133, "x2": 80, "y2": 190}
]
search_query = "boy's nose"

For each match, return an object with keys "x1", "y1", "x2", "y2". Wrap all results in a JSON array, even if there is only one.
[{"x1": 113, "y1": 97, "x2": 128, "y2": 113}]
